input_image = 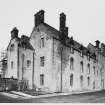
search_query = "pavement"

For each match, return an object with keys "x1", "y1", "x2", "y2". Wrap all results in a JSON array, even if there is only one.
[{"x1": 0, "y1": 89, "x2": 105, "y2": 103}]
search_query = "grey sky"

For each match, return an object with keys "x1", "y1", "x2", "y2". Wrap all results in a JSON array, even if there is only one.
[{"x1": 0, "y1": 0, "x2": 105, "y2": 51}]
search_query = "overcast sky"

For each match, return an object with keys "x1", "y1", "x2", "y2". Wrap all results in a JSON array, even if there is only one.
[{"x1": 0, "y1": 0, "x2": 105, "y2": 51}]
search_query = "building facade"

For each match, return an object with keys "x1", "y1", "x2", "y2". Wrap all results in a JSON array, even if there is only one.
[{"x1": 6, "y1": 10, "x2": 105, "y2": 93}]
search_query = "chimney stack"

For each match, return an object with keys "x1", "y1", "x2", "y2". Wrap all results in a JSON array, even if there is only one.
[
  {"x1": 64, "y1": 27, "x2": 68, "y2": 37},
  {"x1": 101, "y1": 43, "x2": 105, "y2": 53},
  {"x1": 34, "y1": 10, "x2": 45, "y2": 27},
  {"x1": 59, "y1": 12, "x2": 68, "y2": 42},
  {"x1": 59, "y1": 13, "x2": 66, "y2": 32},
  {"x1": 95, "y1": 40, "x2": 100, "y2": 48},
  {"x1": 11, "y1": 27, "x2": 19, "y2": 39}
]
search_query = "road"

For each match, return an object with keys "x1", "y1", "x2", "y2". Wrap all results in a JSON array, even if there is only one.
[{"x1": 0, "y1": 90, "x2": 105, "y2": 103}]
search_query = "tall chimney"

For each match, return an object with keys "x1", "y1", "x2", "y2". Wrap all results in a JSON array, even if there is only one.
[
  {"x1": 34, "y1": 10, "x2": 45, "y2": 27},
  {"x1": 59, "y1": 13, "x2": 66, "y2": 32},
  {"x1": 11, "y1": 27, "x2": 19, "y2": 39},
  {"x1": 64, "y1": 27, "x2": 68, "y2": 37},
  {"x1": 95, "y1": 40, "x2": 100, "y2": 48}
]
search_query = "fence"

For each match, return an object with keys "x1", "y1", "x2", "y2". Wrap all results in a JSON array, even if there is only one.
[{"x1": 0, "y1": 78, "x2": 18, "y2": 91}]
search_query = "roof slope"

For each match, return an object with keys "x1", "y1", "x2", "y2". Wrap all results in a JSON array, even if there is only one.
[{"x1": 18, "y1": 35, "x2": 34, "y2": 50}]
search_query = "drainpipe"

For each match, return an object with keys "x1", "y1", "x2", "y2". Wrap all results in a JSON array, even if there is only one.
[
  {"x1": 60, "y1": 47, "x2": 63, "y2": 92},
  {"x1": 32, "y1": 51, "x2": 35, "y2": 89},
  {"x1": 17, "y1": 46, "x2": 19, "y2": 80},
  {"x1": 22, "y1": 54, "x2": 24, "y2": 80}
]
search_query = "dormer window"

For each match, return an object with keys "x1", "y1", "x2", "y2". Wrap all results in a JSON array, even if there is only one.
[
  {"x1": 70, "y1": 46, "x2": 74, "y2": 54},
  {"x1": 69, "y1": 37, "x2": 74, "y2": 54},
  {"x1": 80, "y1": 50, "x2": 83, "y2": 57},
  {"x1": 87, "y1": 51, "x2": 90, "y2": 61},
  {"x1": 93, "y1": 53, "x2": 96, "y2": 63},
  {"x1": 79, "y1": 45, "x2": 83, "y2": 57}
]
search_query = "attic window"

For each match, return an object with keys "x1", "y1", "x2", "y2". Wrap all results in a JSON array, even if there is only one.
[
  {"x1": 10, "y1": 44, "x2": 14, "y2": 51},
  {"x1": 87, "y1": 51, "x2": 90, "y2": 61},
  {"x1": 79, "y1": 45, "x2": 83, "y2": 57},
  {"x1": 70, "y1": 46, "x2": 74, "y2": 54},
  {"x1": 93, "y1": 53, "x2": 96, "y2": 63},
  {"x1": 80, "y1": 50, "x2": 83, "y2": 57}
]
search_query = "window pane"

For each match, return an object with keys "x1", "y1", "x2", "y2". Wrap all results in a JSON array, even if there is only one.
[
  {"x1": 11, "y1": 61, "x2": 13, "y2": 69},
  {"x1": 27, "y1": 60, "x2": 31, "y2": 67},
  {"x1": 40, "y1": 56, "x2": 45, "y2": 66},
  {"x1": 70, "y1": 58, "x2": 74, "y2": 70},
  {"x1": 10, "y1": 44, "x2": 14, "y2": 51},
  {"x1": 70, "y1": 74, "x2": 73, "y2": 87},
  {"x1": 40, "y1": 38, "x2": 44, "y2": 48},
  {"x1": 87, "y1": 64, "x2": 90, "y2": 74},
  {"x1": 87, "y1": 77, "x2": 90, "y2": 86},
  {"x1": 40, "y1": 74, "x2": 44, "y2": 85},
  {"x1": 80, "y1": 61, "x2": 83, "y2": 72},
  {"x1": 80, "y1": 75, "x2": 83, "y2": 87}
]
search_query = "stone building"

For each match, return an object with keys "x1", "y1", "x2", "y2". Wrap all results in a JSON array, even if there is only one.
[{"x1": 6, "y1": 10, "x2": 105, "y2": 92}]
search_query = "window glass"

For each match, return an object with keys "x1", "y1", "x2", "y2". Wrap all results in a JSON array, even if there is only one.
[
  {"x1": 11, "y1": 61, "x2": 13, "y2": 69},
  {"x1": 87, "y1": 63, "x2": 90, "y2": 74},
  {"x1": 40, "y1": 37, "x2": 44, "y2": 48},
  {"x1": 27, "y1": 60, "x2": 31, "y2": 68},
  {"x1": 80, "y1": 61, "x2": 83, "y2": 72},
  {"x1": 70, "y1": 74, "x2": 73, "y2": 87},
  {"x1": 70, "y1": 57, "x2": 74, "y2": 70},
  {"x1": 10, "y1": 44, "x2": 14, "y2": 51},
  {"x1": 40, "y1": 56, "x2": 45, "y2": 66},
  {"x1": 40, "y1": 74, "x2": 44, "y2": 85},
  {"x1": 87, "y1": 77, "x2": 90, "y2": 86}
]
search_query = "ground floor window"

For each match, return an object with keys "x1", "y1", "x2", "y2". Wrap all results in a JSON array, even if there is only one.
[
  {"x1": 40, "y1": 74, "x2": 44, "y2": 86},
  {"x1": 80, "y1": 75, "x2": 83, "y2": 88},
  {"x1": 93, "y1": 81, "x2": 95, "y2": 89},
  {"x1": 87, "y1": 77, "x2": 90, "y2": 86},
  {"x1": 70, "y1": 74, "x2": 73, "y2": 87}
]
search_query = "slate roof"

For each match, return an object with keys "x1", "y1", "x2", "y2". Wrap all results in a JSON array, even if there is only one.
[
  {"x1": 66, "y1": 37, "x2": 95, "y2": 58},
  {"x1": 33, "y1": 22, "x2": 97, "y2": 59},
  {"x1": 18, "y1": 35, "x2": 34, "y2": 50}
]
